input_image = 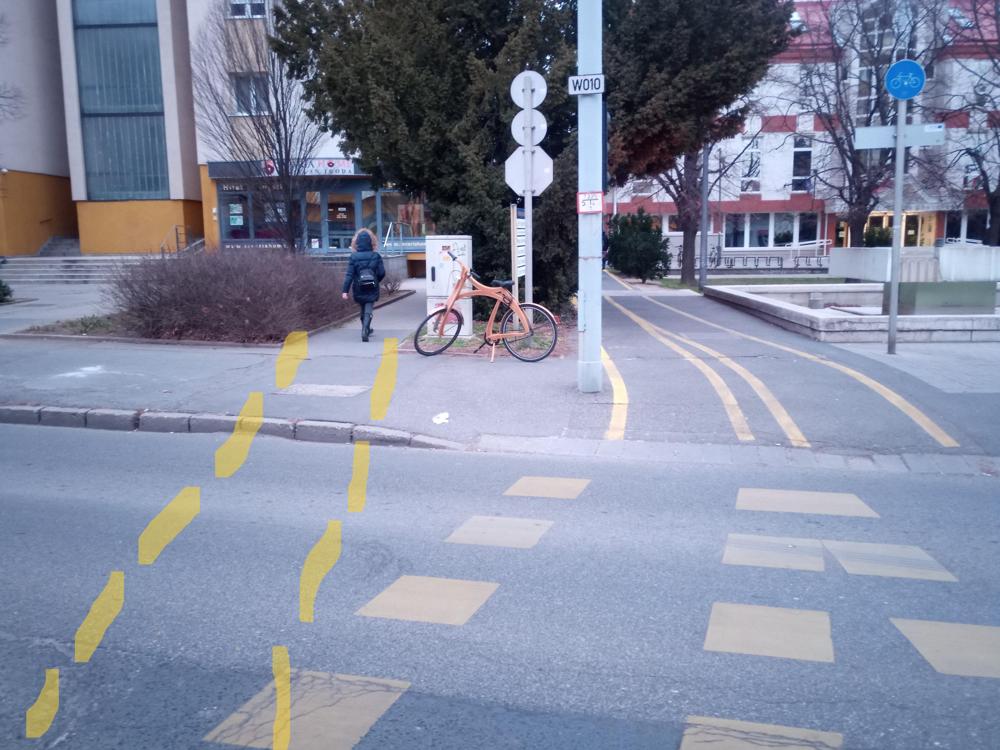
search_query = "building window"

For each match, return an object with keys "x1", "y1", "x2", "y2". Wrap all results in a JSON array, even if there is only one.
[
  {"x1": 750, "y1": 213, "x2": 770, "y2": 247},
  {"x1": 741, "y1": 137, "x2": 761, "y2": 193},
  {"x1": 229, "y1": 2, "x2": 266, "y2": 18},
  {"x1": 774, "y1": 213, "x2": 794, "y2": 245},
  {"x1": 798, "y1": 213, "x2": 819, "y2": 244},
  {"x1": 792, "y1": 136, "x2": 812, "y2": 192},
  {"x1": 73, "y1": 0, "x2": 168, "y2": 200},
  {"x1": 725, "y1": 214, "x2": 746, "y2": 247},
  {"x1": 232, "y1": 74, "x2": 268, "y2": 115}
]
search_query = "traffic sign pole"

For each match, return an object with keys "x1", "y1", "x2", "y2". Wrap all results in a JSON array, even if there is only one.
[
  {"x1": 577, "y1": 0, "x2": 603, "y2": 393},
  {"x1": 523, "y1": 80, "x2": 535, "y2": 306},
  {"x1": 888, "y1": 95, "x2": 907, "y2": 355}
]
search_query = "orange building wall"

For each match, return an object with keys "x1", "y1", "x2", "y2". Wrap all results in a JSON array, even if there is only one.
[
  {"x1": 0, "y1": 170, "x2": 77, "y2": 255},
  {"x1": 199, "y1": 165, "x2": 220, "y2": 250},
  {"x1": 77, "y1": 199, "x2": 204, "y2": 254}
]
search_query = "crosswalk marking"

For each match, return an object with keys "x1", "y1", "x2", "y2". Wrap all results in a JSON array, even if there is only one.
[
  {"x1": 445, "y1": 515, "x2": 553, "y2": 549},
  {"x1": 680, "y1": 715, "x2": 843, "y2": 749},
  {"x1": 504, "y1": 476, "x2": 590, "y2": 500},
  {"x1": 723, "y1": 534, "x2": 826, "y2": 571},
  {"x1": 356, "y1": 575, "x2": 499, "y2": 626},
  {"x1": 892, "y1": 619, "x2": 1000, "y2": 678},
  {"x1": 204, "y1": 670, "x2": 410, "y2": 749},
  {"x1": 736, "y1": 488, "x2": 879, "y2": 518},
  {"x1": 704, "y1": 602, "x2": 835, "y2": 663},
  {"x1": 823, "y1": 540, "x2": 957, "y2": 581}
]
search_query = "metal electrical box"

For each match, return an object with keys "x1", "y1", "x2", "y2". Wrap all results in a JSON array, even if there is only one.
[{"x1": 425, "y1": 235, "x2": 473, "y2": 337}]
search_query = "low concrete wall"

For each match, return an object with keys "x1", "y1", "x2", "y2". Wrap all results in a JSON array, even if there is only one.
[{"x1": 705, "y1": 284, "x2": 1000, "y2": 342}]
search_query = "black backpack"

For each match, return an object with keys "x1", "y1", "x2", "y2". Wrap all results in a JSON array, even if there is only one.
[{"x1": 357, "y1": 260, "x2": 378, "y2": 294}]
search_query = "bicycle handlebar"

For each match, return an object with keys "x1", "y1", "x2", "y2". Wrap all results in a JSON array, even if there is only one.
[{"x1": 444, "y1": 249, "x2": 480, "y2": 281}]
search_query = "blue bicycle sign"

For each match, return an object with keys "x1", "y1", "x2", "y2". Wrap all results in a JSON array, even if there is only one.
[{"x1": 885, "y1": 59, "x2": 925, "y2": 100}]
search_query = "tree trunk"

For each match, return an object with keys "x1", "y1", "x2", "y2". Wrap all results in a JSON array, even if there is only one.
[
  {"x1": 680, "y1": 229, "x2": 697, "y2": 284},
  {"x1": 848, "y1": 215, "x2": 868, "y2": 248},
  {"x1": 987, "y1": 193, "x2": 1000, "y2": 247}
]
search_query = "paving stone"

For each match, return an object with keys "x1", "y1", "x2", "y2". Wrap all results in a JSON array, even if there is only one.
[
  {"x1": 845, "y1": 455, "x2": 877, "y2": 471},
  {"x1": 0, "y1": 404, "x2": 41, "y2": 424},
  {"x1": 188, "y1": 414, "x2": 238, "y2": 433},
  {"x1": 85, "y1": 408, "x2": 140, "y2": 431},
  {"x1": 294, "y1": 419, "x2": 353, "y2": 443},
  {"x1": 813, "y1": 453, "x2": 850, "y2": 470},
  {"x1": 39, "y1": 406, "x2": 88, "y2": 428},
  {"x1": 139, "y1": 411, "x2": 191, "y2": 433},
  {"x1": 353, "y1": 424, "x2": 411, "y2": 446},
  {"x1": 258, "y1": 417, "x2": 295, "y2": 439},
  {"x1": 870, "y1": 453, "x2": 909, "y2": 473}
]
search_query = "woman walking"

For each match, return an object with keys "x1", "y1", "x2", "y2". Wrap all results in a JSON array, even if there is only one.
[{"x1": 341, "y1": 228, "x2": 386, "y2": 342}]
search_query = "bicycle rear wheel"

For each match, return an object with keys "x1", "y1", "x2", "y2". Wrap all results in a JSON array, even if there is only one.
[
  {"x1": 414, "y1": 308, "x2": 463, "y2": 356},
  {"x1": 500, "y1": 303, "x2": 558, "y2": 362}
]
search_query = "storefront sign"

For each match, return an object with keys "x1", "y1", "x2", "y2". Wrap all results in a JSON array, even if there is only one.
[{"x1": 261, "y1": 158, "x2": 355, "y2": 177}]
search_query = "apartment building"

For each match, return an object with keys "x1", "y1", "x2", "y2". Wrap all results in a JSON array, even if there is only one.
[{"x1": 614, "y1": 0, "x2": 998, "y2": 253}]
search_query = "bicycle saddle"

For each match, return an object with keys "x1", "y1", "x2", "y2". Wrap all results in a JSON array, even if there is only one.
[{"x1": 490, "y1": 279, "x2": 514, "y2": 290}]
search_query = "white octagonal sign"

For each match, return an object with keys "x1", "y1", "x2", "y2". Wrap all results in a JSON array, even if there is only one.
[{"x1": 505, "y1": 147, "x2": 554, "y2": 196}]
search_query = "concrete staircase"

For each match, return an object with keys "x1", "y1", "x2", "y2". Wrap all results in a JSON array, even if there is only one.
[
  {"x1": 38, "y1": 236, "x2": 82, "y2": 257},
  {"x1": 0, "y1": 256, "x2": 147, "y2": 285}
]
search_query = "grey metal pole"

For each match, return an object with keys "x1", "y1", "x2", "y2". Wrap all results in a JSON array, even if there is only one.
[
  {"x1": 577, "y1": 0, "x2": 603, "y2": 393},
  {"x1": 888, "y1": 96, "x2": 907, "y2": 355},
  {"x1": 523, "y1": 80, "x2": 535, "y2": 307},
  {"x1": 698, "y1": 144, "x2": 711, "y2": 292}
]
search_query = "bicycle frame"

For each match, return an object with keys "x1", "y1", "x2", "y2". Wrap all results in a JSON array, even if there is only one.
[{"x1": 433, "y1": 259, "x2": 533, "y2": 341}]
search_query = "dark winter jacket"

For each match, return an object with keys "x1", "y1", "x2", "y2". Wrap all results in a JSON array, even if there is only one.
[{"x1": 342, "y1": 249, "x2": 386, "y2": 304}]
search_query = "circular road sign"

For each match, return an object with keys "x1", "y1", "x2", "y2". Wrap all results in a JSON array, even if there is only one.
[
  {"x1": 885, "y1": 59, "x2": 925, "y2": 100},
  {"x1": 511, "y1": 70, "x2": 547, "y2": 108},
  {"x1": 511, "y1": 109, "x2": 548, "y2": 146}
]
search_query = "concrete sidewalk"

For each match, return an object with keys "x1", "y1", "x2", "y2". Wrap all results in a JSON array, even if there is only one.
[{"x1": 0, "y1": 279, "x2": 612, "y2": 447}]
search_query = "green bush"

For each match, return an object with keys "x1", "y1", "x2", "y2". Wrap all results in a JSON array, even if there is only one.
[
  {"x1": 107, "y1": 251, "x2": 353, "y2": 342},
  {"x1": 863, "y1": 226, "x2": 893, "y2": 247},
  {"x1": 0, "y1": 278, "x2": 12, "y2": 303},
  {"x1": 608, "y1": 209, "x2": 671, "y2": 283}
]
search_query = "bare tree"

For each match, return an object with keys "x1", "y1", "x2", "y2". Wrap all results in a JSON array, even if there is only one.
[
  {"x1": 778, "y1": 0, "x2": 950, "y2": 245},
  {"x1": 920, "y1": 0, "x2": 1000, "y2": 244},
  {"x1": 0, "y1": 15, "x2": 25, "y2": 124},
  {"x1": 192, "y1": 2, "x2": 323, "y2": 251}
]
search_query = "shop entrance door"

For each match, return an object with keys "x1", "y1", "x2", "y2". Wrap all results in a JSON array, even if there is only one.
[{"x1": 327, "y1": 193, "x2": 356, "y2": 250}]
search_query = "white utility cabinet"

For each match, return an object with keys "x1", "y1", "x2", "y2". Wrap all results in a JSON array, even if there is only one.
[{"x1": 425, "y1": 235, "x2": 473, "y2": 337}]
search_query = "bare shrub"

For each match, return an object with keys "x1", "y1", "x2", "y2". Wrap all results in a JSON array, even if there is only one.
[
  {"x1": 107, "y1": 252, "x2": 353, "y2": 342},
  {"x1": 381, "y1": 273, "x2": 403, "y2": 295}
]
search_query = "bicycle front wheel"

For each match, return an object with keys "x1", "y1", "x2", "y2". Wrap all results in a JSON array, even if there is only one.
[
  {"x1": 500, "y1": 303, "x2": 558, "y2": 362},
  {"x1": 414, "y1": 308, "x2": 463, "y2": 356}
]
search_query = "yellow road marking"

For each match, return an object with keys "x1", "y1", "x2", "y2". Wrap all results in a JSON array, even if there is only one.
[
  {"x1": 272, "y1": 646, "x2": 291, "y2": 750},
  {"x1": 606, "y1": 296, "x2": 754, "y2": 442},
  {"x1": 215, "y1": 392, "x2": 265, "y2": 478},
  {"x1": 600, "y1": 347, "x2": 628, "y2": 441},
  {"x1": 370, "y1": 338, "x2": 398, "y2": 421},
  {"x1": 25, "y1": 668, "x2": 59, "y2": 739},
  {"x1": 642, "y1": 297, "x2": 960, "y2": 448},
  {"x1": 74, "y1": 571, "x2": 124, "y2": 663},
  {"x1": 666, "y1": 330, "x2": 810, "y2": 448},
  {"x1": 603, "y1": 269, "x2": 634, "y2": 290},
  {"x1": 275, "y1": 331, "x2": 308, "y2": 389},
  {"x1": 299, "y1": 521, "x2": 343, "y2": 623},
  {"x1": 348, "y1": 441, "x2": 371, "y2": 513},
  {"x1": 138, "y1": 486, "x2": 200, "y2": 565}
]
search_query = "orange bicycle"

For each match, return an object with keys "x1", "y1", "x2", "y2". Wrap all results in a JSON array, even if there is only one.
[{"x1": 414, "y1": 250, "x2": 558, "y2": 362}]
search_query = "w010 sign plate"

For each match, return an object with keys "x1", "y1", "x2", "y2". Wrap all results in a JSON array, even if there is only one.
[{"x1": 568, "y1": 74, "x2": 605, "y2": 95}]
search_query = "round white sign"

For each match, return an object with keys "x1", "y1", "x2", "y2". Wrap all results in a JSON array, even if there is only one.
[
  {"x1": 511, "y1": 109, "x2": 548, "y2": 146},
  {"x1": 510, "y1": 70, "x2": 547, "y2": 109}
]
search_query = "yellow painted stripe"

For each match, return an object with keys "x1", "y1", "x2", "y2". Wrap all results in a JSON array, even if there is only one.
[
  {"x1": 667, "y1": 330, "x2": 810, "y2": 448},
  {"x1": 299, "y1": 521, "x2": 343, "y2": 623},
  {"x1": 25, "y1": 668, "x2": 59, "y2": 739},
  {"x1": 603, "y1": 269, "x2": 634, "y2": 290},
  {"x1": 272, "y1": 646, "x2": 291, "y2": 750},
  {"x1": 74, "y1": 571, "x2": 124, "y2": 663},
  {"x1": 348, "y1": 441, "x2": 371, "y2": 513},
  {"x1": 606, "y1": 296, "x2": 754, "y2": 442},
  {"x1": 275, "y1": 331, "x2": 309, "y2": 389},
  {"x1": 138, "y1": 486, "x2": 200, "y2": 565},
  {"x1": 370, "y1": 338, "x2": 399, "y2": 421},
  {"x1": 600, "y1": 347, "x2": 628, "y2": 441},
  {"x1": 215, "y1": 392, "x2": 265, "y2": 478},
  {"x1": 643, "y1": 297, "x2": 959, "y2": 448}
]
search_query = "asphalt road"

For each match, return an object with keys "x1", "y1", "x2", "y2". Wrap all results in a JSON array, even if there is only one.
[{"x1": 3, "y1": 425, "x2": 998, "y2": 749}]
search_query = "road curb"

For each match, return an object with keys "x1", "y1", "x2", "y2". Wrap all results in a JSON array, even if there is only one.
[{"x1": 0, "y1": 402, "x2": 465, "y2": 452}]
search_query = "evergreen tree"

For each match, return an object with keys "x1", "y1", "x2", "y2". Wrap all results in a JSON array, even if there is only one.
[
  {"x1": 606, "y1": 0, "x2": 793, "y2": 284},
  {"x1": 273, "y1": 0, "x2": 578, "y2": 306}
]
